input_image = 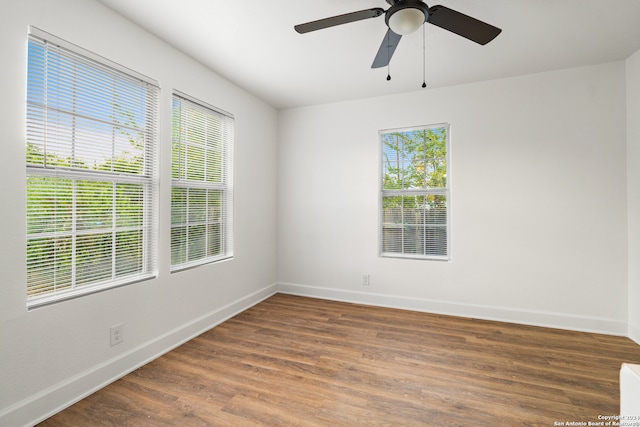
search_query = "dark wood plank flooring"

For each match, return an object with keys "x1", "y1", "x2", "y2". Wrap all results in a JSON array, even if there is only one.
[{"x1": 39, "y1": 294, "x2": 640, "y2": 426}]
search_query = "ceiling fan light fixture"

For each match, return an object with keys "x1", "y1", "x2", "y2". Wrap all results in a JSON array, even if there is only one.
[{"x1": 386, "y1": 2, "x2": 428, "y2": 35}]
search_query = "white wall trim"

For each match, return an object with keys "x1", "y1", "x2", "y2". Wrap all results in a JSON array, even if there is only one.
[
  {"x1": 277, "y1": 282, "x2": 628, "y2": 336},
  {"x1": 0, "y1": 283, "x2": 278, "y2": 427}
]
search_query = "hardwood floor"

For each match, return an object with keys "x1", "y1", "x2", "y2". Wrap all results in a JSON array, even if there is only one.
[{"x1": 39, "y1": 294, "x2": 640, "y2": 426}]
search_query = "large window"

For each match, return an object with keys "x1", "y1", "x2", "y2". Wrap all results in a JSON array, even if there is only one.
[
  {"x1": 26, "y1": 28, "x2": 159, "y2": 307},
  {"x1": 380, "y1": 124, "x2": 450, "y2": 260},
  {"x1": 171, "y1": 92, "x2": 234, "y2": 271}
]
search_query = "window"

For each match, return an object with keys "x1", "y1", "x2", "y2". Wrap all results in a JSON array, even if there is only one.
[
  {"x1": 26, "y1": 28, "x2": 159, "y2": 307},
  {"x1": 380, "y1": 124, "x2": 450, "y2": 260},
  {"x1": 171, "y1": 92, "x2": 234, "y2": 271}
]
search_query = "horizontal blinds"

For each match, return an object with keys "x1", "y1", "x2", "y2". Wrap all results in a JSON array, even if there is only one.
[
  {"x1": 171, "y1": 93, "x2": 233, "y2": 271},
  {"x1": 380, "y1": 126, "x2": 449, "y2": 259},
  {"x1": 26, "y1": 31, "x2": 158, "y2": 307}
]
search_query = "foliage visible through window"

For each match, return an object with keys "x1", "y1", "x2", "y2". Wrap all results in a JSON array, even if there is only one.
[
  {"x1": 171, "y1": 93, "x2": 233, "y2": 271},
  {"x1": 26, "y1": 29, "x2": 158, "y2": 307},
  {"x1": 380, "y1": 125, "x2": 449, "y2": 259}
]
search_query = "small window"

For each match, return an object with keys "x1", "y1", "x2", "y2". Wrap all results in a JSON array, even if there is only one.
[
  {"x1": 26, "y1": 28, "x2": 159, "y2": 307},
  {"x1": 380, "y1": 124, "x2": 450, "y2": 260},
  {"x1": 170, "y1": 92, "x2": 234, "y2": 271}
]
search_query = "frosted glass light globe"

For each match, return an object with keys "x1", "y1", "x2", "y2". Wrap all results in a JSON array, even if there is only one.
[{"x1": 388, "y1": 8, "x2": 425, "y2": 35}]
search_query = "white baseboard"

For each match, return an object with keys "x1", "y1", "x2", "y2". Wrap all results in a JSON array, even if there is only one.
[
  {"x1": 277, "y1": 282, "x2": 629, "y2": 336},
  {"x1": 0, "y1": 283, "x2": 278, "y2": 427}
]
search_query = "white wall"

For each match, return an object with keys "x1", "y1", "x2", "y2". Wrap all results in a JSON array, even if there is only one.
[
  {"x1": 0, "y1": 1, "x2": 636, "y2": 424},
  {"x1": 278, "y1": 62, "x2": 629, "y2": 335},
  {"x1": 0, "y1": 1, "x2": 278, "y2": 425},
  {"x1": 627, "y1": 49, "x2": 640, "y2": 344}
]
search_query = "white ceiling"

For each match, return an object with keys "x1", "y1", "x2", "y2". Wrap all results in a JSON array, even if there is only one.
[{"x1": 97, "y1": 0, "x2": 640, "y2": 110}]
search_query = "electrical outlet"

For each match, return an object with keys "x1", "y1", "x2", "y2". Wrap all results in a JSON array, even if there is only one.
[
  {"x1": 362, "y1": 274, "x2": 370, "y2": 286},
  {"x1": 110, "y1": 323, "x2": 124, "y2": 346}
]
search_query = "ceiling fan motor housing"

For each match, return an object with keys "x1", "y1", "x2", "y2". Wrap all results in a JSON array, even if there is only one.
[{"x1": 385, "y1": 0, "x2": 429, "y2": 35}]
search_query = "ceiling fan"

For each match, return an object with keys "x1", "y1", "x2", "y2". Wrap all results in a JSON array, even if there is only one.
[{"x1": 294, "y1": 0, "x2": 501, "y2": 69}]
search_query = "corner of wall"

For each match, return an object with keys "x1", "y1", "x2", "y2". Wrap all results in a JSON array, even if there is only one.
[{"x1": 627, "y1": 48, "x2": 640, "y2": 345}]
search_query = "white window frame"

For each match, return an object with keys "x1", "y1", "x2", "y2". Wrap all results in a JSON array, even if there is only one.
[
  {"x1": 170, "y1": 91, "x2": 234, "y2": 272},
  {"x1": 25, "y1": 27, "x2": 159, "y2": 308},
  {"x1": 379, "y1": 123, "x2": 451, "y2": 261}
]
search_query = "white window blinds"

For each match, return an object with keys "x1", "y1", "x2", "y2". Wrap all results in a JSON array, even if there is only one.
[
  {"x1": 26, "y1": 28, "x2": 159, "y2": 307},
  {"x1": 171, "y1": 92, "x2": 234, "y2": 271},
  {"x1": 380, "y1": 124, "x2": 450, "y2": 260}
]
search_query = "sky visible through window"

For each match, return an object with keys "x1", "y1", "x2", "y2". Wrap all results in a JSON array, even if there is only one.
[{"x1": 27, "y1": 39, "x2": 150, "y2": 172}]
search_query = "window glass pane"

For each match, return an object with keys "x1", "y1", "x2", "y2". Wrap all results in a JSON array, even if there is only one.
[
  {"x1": 27, "y1": 52, "x2": 149, "y2": 175},
  {"x1": 26, "y1": 236, "x2": 72, "y2": 296},
  {"x1": 26, "y1": 41, "x2": 45, "y2": 105},
  {"x1": 171, "y1": 98, "x2": 183, "y2": 179},
  {"x1": 403, "y1": 195, "x2": 422, "y2": 225},
  {"x1": 186, "y1": 144, "x2": 206, "y2": 181},
  {"x1": 382, "y1": 128, "x2": 447, "y2": 191},
  {"x1": 207, "y1": 223, "x2": 222, "y2": 257},
  {"x1": 116, "y1": 230, "x2": 143, "y2": 276},
  {"x1": 26, "y1": 176, "x2": 73, "y2": 234},
  {"x1": 425, "y1": 226, "x2": 448, "y2": 256},
  {"x1": 208, "y1": 190, "x2": 222, "y2": 221},
  {"x1": 187, "y1": 225, "x2": 206, "y2": 261},
  {"x1": 171, "y1": 93, "x2": 233, "y2": 271},
  {"x1": 188, "y1": 188, "x2": 207, "y2": 223},
  {"x1": 426, "y1": 159, "x2": 447, "y2": 188},
  {"x1": 171, "y1": 226, "x2": 187, "y2": 265},
  {"x1": 171, "y1": 187, "x2": 187, "y2": 225},
  {"x1": 425, "y1": 195, "x2": 447, "y2": 225},
  {"x1": 206, "y1": 148, "x2": 223, "y2": 183},
  {"x1": 76, "y1": 233, "x2": 113, "y2": 286},
  {"x1": 26, "y1": 31, "x2": 158, "y2": 307},
  {"x1": 76, "y1": 180, "x2": 113, "y2": 231},
  {"x1": 403, "y1": 226, "x2": 421, "y2": 254},
  {"x1": 116, "y1": 184, "x2": 144, "y2": 228},
  {"x1": 382, "y1": 136, "x2": 403, "y2": 190},
  {"x1": 380, "y1": 125, "x2": 449, "y2": 259},
  {"x1": 382, "y1": 196, "x2": 403, "y2": 224},
  {"x1": 382, "y1": 227, "x2": 402, "y2": 253}
]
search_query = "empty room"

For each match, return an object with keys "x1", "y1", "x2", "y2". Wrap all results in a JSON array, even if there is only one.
[{"x1": 2, "y1": 0, "x2": 640, "y2": 425}]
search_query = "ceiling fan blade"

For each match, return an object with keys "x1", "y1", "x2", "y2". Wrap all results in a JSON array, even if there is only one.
[
  {"x1": 427, "y1": 5, "x2": 501, "y2": 45},
  {"x1": 371, "y1": 29, "x2": 402, "y2": 68},
  {"x1": 295, "y1": 8, "x2": 385, "y2": 34}
]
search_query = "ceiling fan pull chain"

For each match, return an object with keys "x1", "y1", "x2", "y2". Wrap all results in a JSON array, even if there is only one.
[
  {"x1": 422, "y1": 23, "x2": 427, "y2": 88},
  {"x1": 387, "y1": 31, "x2": 391, "y2": 81}
]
